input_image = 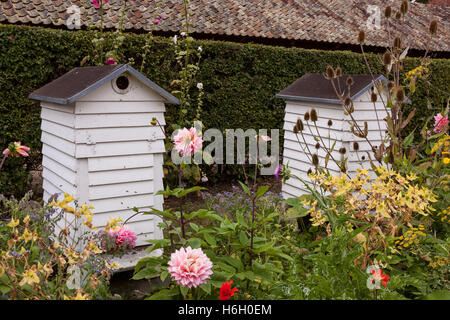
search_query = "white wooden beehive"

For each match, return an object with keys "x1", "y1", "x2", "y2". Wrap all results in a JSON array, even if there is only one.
[
  {"x1": 276, "y1": 74, "x2": 389, "y2": 199},
  {"x1": 29, "y1": 64, "x2": 179, "y2": 247}
]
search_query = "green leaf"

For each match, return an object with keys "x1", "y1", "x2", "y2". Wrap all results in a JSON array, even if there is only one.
[
  {"x1": 160, "y1": 271, "x2": 169, "y2": 282},
  {"x1": 180, "y1": 285, "x2": 189, "y2": 298},
  {"x1": 255, "y1": 185, "x2": 269, "y2": 198},
  {"x1": 146, "y1": 288, "x2": 179, "y2": 300},
  {"x1": 238, "y1": 181, "x2": 251, "y2": 196},
  {"x1": 422, "y1": 290, "x2": 450, "y2": 300},
  {"x1": 220, "y1": 257, "x2": 244, "y2": 272},
  {"x1": 200, "y1": 282, "x2": 211, "y2": 295},
  {"x1": 187, "y1": 238, "x2": 202, "y2": 249},
  {"x1": 203, "y1": 233, "x2": 217, "y2": 247},
  {"x1": 217, "y1": 262, "x2": 236, "y2": 274},
  {"x1": 0, "y1": 284, "x2": 11, "y2": 295},
  {"x1": 239, "y1": 230, "x2": 249, "y2": 246}
]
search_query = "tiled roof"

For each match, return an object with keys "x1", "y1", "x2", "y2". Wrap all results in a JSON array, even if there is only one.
[{"x1": 1, "y1": 0, "x2": 449, "y2": 52}]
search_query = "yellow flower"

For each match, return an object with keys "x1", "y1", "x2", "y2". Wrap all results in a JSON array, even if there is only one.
[
  {"x1": 19, "y1": 268, "x2": 40, "y2": 287},
  {"x1": 6, "y1": 217, "x2": 19, "y2": 228}
]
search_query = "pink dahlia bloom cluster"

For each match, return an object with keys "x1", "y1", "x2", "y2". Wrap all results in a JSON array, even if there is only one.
[
  {"x1": 434, "y1": 113, "x2": 449, "y2": 134},
  {"x1": 168, "y1": 247, "x2": 213, "y2": 288},
  {"x1": 173, "y1": 127, "x2": 203, "y2": 156},
  {"x1": 103, "y1": 227, "x2": 137, "y2": 252}
]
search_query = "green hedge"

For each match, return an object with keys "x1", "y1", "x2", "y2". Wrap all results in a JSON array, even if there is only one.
[{"x1": 0, "y1": 24, "x2": 449, "y2": 197}]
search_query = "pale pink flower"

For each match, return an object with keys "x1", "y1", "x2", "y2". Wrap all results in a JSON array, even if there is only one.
[
  {"x1": 434, "y1": 113, "x2": 449, "y2": 133},
  {"x1": 106, "y1": 58, "x2": 116, "y2": 65},
  {"x1": 255, "y1": 134, "x2": 272, "y2": 142},
  {"x1": 168, "y1": 247, "x2": 213, "y2": 288},
  {"x1": 3, "y1": 142, "x2": 30, "y2": 157},
  {"x1": 115, "y1": 227, "x2": 137, "y2": 249},
  {"x1": 173, "y1": 127, "x2": 203, "y2": 156}
]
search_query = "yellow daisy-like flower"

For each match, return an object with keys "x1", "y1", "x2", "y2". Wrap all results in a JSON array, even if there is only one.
[
  {"x1": 6, "y1": 217, "x2": 19, "y2": 228},
  {"x1": 19, "y1": 268, "x2": 40, "y2": 287}
]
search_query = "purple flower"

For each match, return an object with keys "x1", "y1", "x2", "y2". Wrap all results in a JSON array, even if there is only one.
[
  {"x1": 274, "y1": 165, "x2": 282, "y2": 179},
  {"x1": 154, "y1": 19, "x2": 160, "y2": 25},
  {"x1": 106, "y1": 58, "x2": 116, "y2": 65}
]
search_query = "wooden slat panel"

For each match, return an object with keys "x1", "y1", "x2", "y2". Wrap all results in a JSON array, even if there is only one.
[
  {"x1": 76, "y1": 140, "x2": 165, "y2": 158},
  {"x1": 74, "y1": 113, "x2": 166, "y2": 129},
  {"x1": 41, "y1": 102, "x2": 75, "y2": 114},
  {"x1": 75, "y1": 126, "x2": 164, "y2": 144},
  {"x1": 41, "y1": 132, "x2": 76, "y2": 156},
  {"x1": 91, "y1": 208, "x2": 157, "y2": 225},
  {"x1": 90, "y1": 193, "x2": 154, "y2": 214},
  {"x1": 88, "y1": 154, "x2": 154, "y2": 172},
  {"x1": 42, "y1": 155, "x2": 77, "y2": 185},
  {"x1": 41, "y1": 107, "x2": 75, "y2": 127},
  {"x1": 42, "y1": 144, "x2": 77, "y2": 171},
  {"x1": 89, "y1": 180, "x2": 155, "y2": 200},
  {"x1": 42, "y1": 167, "x2": 77, "y2": 195},
  {"x1": 41, "y1": 119, "x2": 75, "y2": 142},
  {"x1": 89, "y1": 167, "x2": 154, "y2": 186},
  {"x1": 75, "y1": 101, "x2": 166, "y2": 114}
]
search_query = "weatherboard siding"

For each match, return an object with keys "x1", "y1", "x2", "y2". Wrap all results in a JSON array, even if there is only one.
[{"x1": 282, "y1": 94, "x2": 388, "y2": 199}]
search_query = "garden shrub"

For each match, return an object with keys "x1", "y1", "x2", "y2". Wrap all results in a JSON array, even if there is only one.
[{"x1": 0, "y1": 24, "x2": 449, "y2": 198}]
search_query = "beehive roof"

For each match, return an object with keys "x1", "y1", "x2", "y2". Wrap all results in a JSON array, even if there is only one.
[
  {"x1": 29, "y1": 64, "x2": 180, "y2": 105},
  {"x1": 276, "y1": 74, "x2": 387, "y2": 104}
]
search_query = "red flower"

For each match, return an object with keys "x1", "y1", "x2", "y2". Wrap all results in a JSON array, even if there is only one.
[
  {"x1": 219, "y1": 280, "x2": 239, "y2": 300},
  {"x1": 371, "y1": 269, "x2": 390, "y2": 288}
]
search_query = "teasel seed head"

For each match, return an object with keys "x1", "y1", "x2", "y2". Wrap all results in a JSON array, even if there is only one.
[
  {"x1": 304, "y1": 112, "x2": 310, "y2": 121},
  {"x1": 296, "y1": 118, "x2": 304, "y2": 132},
  {"x1": 315, "y1": 142, "x2": 320, "y2": 150},
  {"x1": 346, "y1": 76, "x2": 354, "y2": 87},
  {"x1": 327, "y1": 119, "x2": 333, "y2": 127},
  {"x1": 400, "y1": 0, "x2": 408, "y2": 16},
  {"x1": 394, "y1": 36, "x2": 401, "y2": 49},
  {"x1": 396, "y1": 86, "x2": 405, "y2": 102},
  {"x1": 429, "y1": 20, "x2": 438, "y2": 35},
  {"x1": 371, "y1": 91, "x2": 378, "y2": 103},
  {"x1": 336, "y1": 66, "x2": 342, "y2": 77},
  {"x1": 395, "y1": 11, "x2": 401, "y2": 19},
  {"x1": 383, "y1": 51, "x2": 392, "y2": 66},
  {"x1": 358, "y1": 30, "x2": 365, "y2": 44},
  {"x1": 293, "y1": 124, "x2": 299, "y2": 134},
  {"x1": 307, "y1": 168, "x2": 313, "y2": 175},
  {"x1": 312, "y1": 153, "x2": 319, "y2": 167},
  {"x1": 310, "y1": 108, "x2": 318, "y2": 122},
  {"x1": 326, "y1": 65, "x2": 335, "y2": 79},
  {"x1": 385, "y1": 6, "x2": 392, "y2": 19},
  {"x1": 387, "y1": 81, "x2": 395, "y2": 91},
  {"x1": 339, "y1": 147, "x2": 347, "y2": 155},
  {"x1": 353, "y1": 142, "x2": 359, "y2": 151},
  {"x1": 344, "y1": 96, "x2": 352, "y2": 106}
]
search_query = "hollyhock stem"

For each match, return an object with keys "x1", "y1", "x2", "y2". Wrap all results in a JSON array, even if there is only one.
[
  {"x1": 0, "y1": 154, "x2": 7, "y2": 171},
  {"x1": 178, "y1": 167, "x2": 186, "y2": 239}
]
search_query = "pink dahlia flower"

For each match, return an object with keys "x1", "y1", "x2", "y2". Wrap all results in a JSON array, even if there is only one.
[
  {"x1": 103, "y1": 227, "x2": 137, "y2": 252},
  {"x1": 115, "y1": 227, "x2": 137, "y2": 249},
  {"x1": 434, "y1": 113, "x2": 449, "y2": 133},
  {"x1": 173, "y1": 127, "x2": 203, "y2": 156},
  {"x1": 106, "y1": 58, "x2": 116, "y2": 65},
  {"x1": 168, "y1": 246, "x2": 213, "y2": 288},
  {"x1": 3, "y1": 142, "x2": 30, "y2": 157}
]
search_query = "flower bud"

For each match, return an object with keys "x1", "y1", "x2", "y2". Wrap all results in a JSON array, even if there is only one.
[
  {"x1": 310, "y1": 108, "x2": 318, "y2": 122},
  {"x1": 346, "y1": 76, "x2": 354, "y2": 87},
  {"x1": 358, "y1": 30, "x2": 365, "y2": 44},
  {"x1": 353, "y1": 142, "x2": 359, "y2": 151},
  {"x1": 315, "y1": 142, "x2": 320, "y2": 149},
  {"x1": 327, "y1": 119, "x2": 333, "y2": 127},
  {"x1": 385, "y1": 6, "x2": 392, "y2": 18},
  {"x1": 429, "y1": 20, "x2": 438, "y2": 35}
]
